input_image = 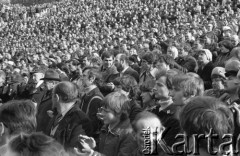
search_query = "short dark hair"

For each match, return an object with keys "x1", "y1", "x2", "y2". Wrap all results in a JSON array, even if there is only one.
[
  {"x1": 142, "y1": 52, "x2": 154, "y2": 64},
  {"x1": 129, "y1": 55, "x2": 138, "y2": 63},
  {"x1": 140, "y1": 79, "x2": 156, "y2": 92},
  {"x1": 0, "y1": 100, "x2": 36, "y2": 135},
  {"x1": 113, "y1": 75, "x2": 138, "y2": 99},
  {"x1": 119, "y1": 54, "x2": 130, "y2": 64},
  {"x1": 8, "y1": 132, "x2": 68, "y2": 156},
  {"x1": 180, "y1": 96, "x2": 234, "y2": 151},
  {"x1": 101, "y1": 51, "x2": 114, "y2": 60},
  {"x1": 53, "y1": 81, "x2": 79, "y2": 103}
]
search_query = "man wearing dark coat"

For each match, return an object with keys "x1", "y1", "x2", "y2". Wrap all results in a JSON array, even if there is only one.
[
  {"x1": 36, "y1": 69, "x2": 61, "y2": 134},
  {"x1": 46, "y1": 81, "x2": 93, "y2": 152}
]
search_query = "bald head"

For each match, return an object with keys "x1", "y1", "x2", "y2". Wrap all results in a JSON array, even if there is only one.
[{"x1": 53, "y1": 81, "x2": 79, "y2": 103}]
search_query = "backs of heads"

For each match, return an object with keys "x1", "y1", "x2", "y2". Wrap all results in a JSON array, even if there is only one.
[
  {"x1": 132, "y1": 111, "x2": 162, "y2": 133},
  {"x1": 82, "y1": 66, "x2": 102, "y2": 84},
  {"x1": 0, "y1": 100, "x2": 36, "y2": 135},
  {"x1": 53, "y1": 81, "x2": 79, "y2": 103},
  {"x1": 172, "y1": 74, "x2": 204, "y2": 97},
  {"x1": 7, "y1": 132, "x2": 68, "y2": 156},
  {"x1": 230, "y1": 47, "x2": 240, "y2": 60},
  {"x1": 180, "y1": 96, "x2": 234, "y2": 149}
]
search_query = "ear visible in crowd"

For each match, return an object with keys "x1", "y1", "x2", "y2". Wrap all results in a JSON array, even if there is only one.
[{"x1": 90, "y1": 75, "x2": 96, "y2": 83}]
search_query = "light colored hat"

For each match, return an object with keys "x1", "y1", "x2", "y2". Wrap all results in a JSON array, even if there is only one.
[
  {"x1": 225, "y1": 59, "x2": 240, "y2": 72},
  {"x1": 211, "y1": 67, "x2": 226, "y2": 79}
]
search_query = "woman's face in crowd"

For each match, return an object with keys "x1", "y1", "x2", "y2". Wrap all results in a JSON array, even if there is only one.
[
  {"x1": 99, "y1": 107, "x2": 119, "y2": 126},
  {"x1": 198, "y1": 52, "x2": 209, "y2": 64},
  {"x1": 219, "y1": 44, "x2": 229, "y2": 53}
]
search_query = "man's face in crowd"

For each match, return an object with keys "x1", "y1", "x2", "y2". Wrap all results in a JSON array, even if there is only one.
[
  {"x1": 185, "y1": 32, "x2": 192, "y2": 41},
  {"x1": 212, "y1": 77, "x2": 225, "y2": 90},
  {"x1": 130, "y1": 48, "x2": 137, "y2": 55},
  {"x1": 141, "y1": 59, "x2": 151, "y2": 71},
  {"x1": 104, "y1": 56, "x2": 113, "y2": 68},
  {"x1": 44, "y1": 80, "x2": 55, "y2": 91},
  {"x1": 192, "y1": 41, "x2": 203, "y2": 51},
  {"x1": 82, "y1": 57, "x2": 91, "y2": 67},
  {"x1": 231, "y1": 36, "x2": 239, "y2": 46},
  {"x1": 206, "y1": 24, "x2": 213, "y2": 32},
  {"x1": 114, "y1": 55, "x2": 124, "y2": 72},
  {"x1": 155, "y1": 61, "x2": 169, "y2": 71},
  {"x1": 178, "y1": 48, "x2": 188, "y2": 57},
  {"x1": 198, "y1": 52, "x2": 209, "y2": 64},
  {"x1": 82, "y1": 69, "x2": 93, "y2": 88},
  {"x1": 23, "y1": 76, "x2": 29, "y2": 84},
  {"x1": 223, "y1": 30, "x2": 232, "y2": 39},
  {"x1": 153, "y1": 84, "x2": 169, "y2": 100},
  {"x1": 170, "y1": 86, "x2": 185, "y2": 105},
  {"x1": 32, "y1": 73, "x2": 43, "y2": 84},
  {"x1": 140, "y1": 91, "x2": 153, "y2": 107},
  {"x1": 69, "y1": 62, "x2": 77, "y2": 72},
  {"x1": 224, "y1": 75, "x2": 238, "y2": 93},
  {"x1": 167, "y1": 48, "x2": 177, "y2": 59}
]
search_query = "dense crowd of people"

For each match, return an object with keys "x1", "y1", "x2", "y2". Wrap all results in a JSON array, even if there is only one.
[{"x1": 1, "y1": 0, "x2": 240, "y2": 155}]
